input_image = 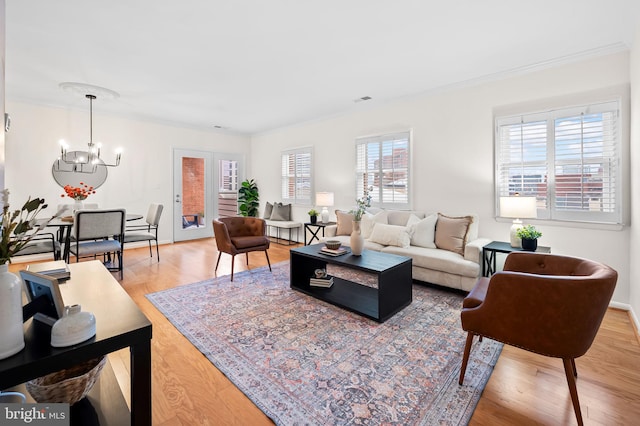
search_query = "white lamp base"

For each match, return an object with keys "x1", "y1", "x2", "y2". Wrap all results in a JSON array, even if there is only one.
[
  {"x1": 509, "y1": 219, "x2": 523, "y2": 248},
  {"x1": 321, "y1": 207, "x2": 329, "y2": 223}
]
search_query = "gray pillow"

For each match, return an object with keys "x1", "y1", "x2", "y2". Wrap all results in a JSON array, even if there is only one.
[
  {"x1": 263, "y1": 202, "x2": 274, "y2": 219},
  {"x1": 270, "y1": 203, "x2": 291, "y2": 221}
]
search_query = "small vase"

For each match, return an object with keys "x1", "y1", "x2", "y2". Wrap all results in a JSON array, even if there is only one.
[
  {"x1": 74, "y1": 199, "x2": 85, "y2": 211},
  {"x1": 521, "y1": 238, "x2": 538, "y2": 251},
  {"x1": 310, "y1": 215, "x2": 317, "y2": 224},
  {"x1": 0, "y1": 263, "x2": 25, "y2": 360},
  {"x1": 350, "y1": 220, "x2": 364, "y2": 256}
]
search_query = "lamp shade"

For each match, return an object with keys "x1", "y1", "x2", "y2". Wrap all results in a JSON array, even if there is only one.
[
  {"x1": 500, "y1": 196, "x2": 537, "y2": 219},
  {"x1": 315, "y1": 192, "x2": 334, "y2": 207}
]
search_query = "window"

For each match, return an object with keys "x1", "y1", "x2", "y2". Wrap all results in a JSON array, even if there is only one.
[
  {"x1": 281, "y1": 147, "x2": 312, "y2": 205},
  {"x1": 496, "y1": 100, "x2": 621, "y2": 224},
  {"x1": 356, "y1": 131, "x2": 411, "y2": 209}
]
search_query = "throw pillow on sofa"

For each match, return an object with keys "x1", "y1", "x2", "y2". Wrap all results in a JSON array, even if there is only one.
[
  {"x1": 434, "y1": 213, "x2": 473, "y2": 256},
  {"x1": 369, "y1": 223, "x2": 411, "y2": 248},
  {"x1": 270, "y1": 202, "x2": 291, "y2": 221},
  {"x1": 335, "y1": 210, "x2": 355, "y2": 235},
  {"x1": 361, "y1": 210, "x2": 388, "y2": 239},
  {"x1": 263, "y1": 202, "x2": 274, "y2": 219},
  {"x1": 409, "y1": 213, "x2": 438, "y2": 248}
]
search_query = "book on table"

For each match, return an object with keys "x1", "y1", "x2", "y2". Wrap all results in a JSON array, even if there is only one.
[
  {"x1": 26, "y1": 260, "x2": 71, "y2": 282},
  {"x1": 319, "y1": 246, "x2": 348, "y2": 256},
  {"x1": 310, "y1": 276, "x2": 334, "y2": 288}
]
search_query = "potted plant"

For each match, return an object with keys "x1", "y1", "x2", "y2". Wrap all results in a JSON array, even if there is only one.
[
  {"x1": 238, "y1": 179, "x2": 260, "y2": 217},
  {"x1": 516, "y1": 224, "x2": 542, "y2": 251},
  {"x1": 308, "y1": 209, "x2": 319, "y2": 224}
]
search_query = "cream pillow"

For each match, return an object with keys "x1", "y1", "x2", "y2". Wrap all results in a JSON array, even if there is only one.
[
  {"x1": 335, "y1": 210, "x2": 355, "y2": 236},
  {"x1": 369, "y1": 223, "x2": 411, "y2": 248},
  {"x1": 434, "y1": 213, "x2": 473, "y2": 255},
  {"x1": 361, "y1": 210, "x2": 388, "y2": 239},
  {"x1": 409, "y1": 213, "x2": 438, "y2": 248}
]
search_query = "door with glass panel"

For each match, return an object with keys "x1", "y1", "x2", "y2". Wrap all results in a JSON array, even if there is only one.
[
  {"x1": 213, "y1": 153, "x2": 244, "y2": 220},
  {"x1": 173, "y1": 149, "x2": 214, "y2": 242}
]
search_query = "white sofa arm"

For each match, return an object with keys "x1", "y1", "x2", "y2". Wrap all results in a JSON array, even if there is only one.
[
  {"x1": 464, "y1": 238, "x2": 492, "y2": 264},
  {"x1": 324, "y1": 225, "x2": 338, "y2": 238}
]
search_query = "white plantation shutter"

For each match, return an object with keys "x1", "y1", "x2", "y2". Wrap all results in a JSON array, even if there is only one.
[
  {"x1": 356, "y1": 131, "x2": 411, "y2": 209},
  {"x1": 496, "y1": 100, "x2": 621, "y2": 224},
  {"x1": 281, "y1": 147, "x2": 312, "y2": 205}
]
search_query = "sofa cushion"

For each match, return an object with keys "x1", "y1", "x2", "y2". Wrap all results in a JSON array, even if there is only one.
[
  {"x1": 381, "y1": 245, "x2": 479, "y2": 278},
  {"x1": 387, "y1": 210, "x2": 426, "y2": 226},
  {"x1": 263, "y1": 202, "x2": 274, "y2": 219},
  {"x1": 361, "y1": 210, "x2": 388, "y2": 239},
  {"x1": 270, "y1": 202, "x2": 291, "y2": 221},
  {"x1": 409, "y1": 213, "x2": 437, "y2": 248},
  {"x1": 369, "y1": 223, "x2": 410, "y2": 248},
  {"x1": 434, "y1": 213, "x2": 473, "y2": 256},
  {"x1": 335, "y1": 210, "x2": 355, "y2": 235}
]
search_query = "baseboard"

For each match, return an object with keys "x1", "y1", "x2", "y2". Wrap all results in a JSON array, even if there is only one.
[{"x1": 609, "y1": 301, "x2": 640, "y2": 343}]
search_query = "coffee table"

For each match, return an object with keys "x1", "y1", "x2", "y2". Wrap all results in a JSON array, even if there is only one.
[{"x1": 290, "y1": 244, "x2": 412, "y2": 322}]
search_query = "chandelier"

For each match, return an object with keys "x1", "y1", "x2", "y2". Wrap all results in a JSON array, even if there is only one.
[{"x1": 54, "y1": 91, "x2": 122, "y2": 174}]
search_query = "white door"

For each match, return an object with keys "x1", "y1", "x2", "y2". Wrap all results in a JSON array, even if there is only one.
[
  {"x1": 173, "y1": 149, "x2": 214, "y2": 242},
  {"x1": 213, "y1": 153, "x2": 245, "y2": 219}
]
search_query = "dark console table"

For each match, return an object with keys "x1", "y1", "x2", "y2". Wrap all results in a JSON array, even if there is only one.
[
  {"x1": 290, "y1": 244, "x2": 412, "y2": 322},
  {"x1": 0, "y1": 260, "x2": 152, "y2": 426},
  {"x1": 482, "y1": 240, "x2": 551, "y2": 276}
]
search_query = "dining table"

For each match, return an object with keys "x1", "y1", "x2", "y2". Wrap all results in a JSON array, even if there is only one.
[{"x1": 45, "y1": 213, "x2": 144, "y2": 262}]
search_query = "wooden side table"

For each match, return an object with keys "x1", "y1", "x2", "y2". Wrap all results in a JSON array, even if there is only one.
[
  {"x1": 482, "y1": 240, "x2": 551, "y2": 276},
  {"x1": 304, "y1": 222, "x2": 336, "y2": 245}
]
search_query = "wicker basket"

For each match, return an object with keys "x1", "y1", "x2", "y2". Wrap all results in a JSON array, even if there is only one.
[{"x1": 26, "y1": 356, "x2": 106, "y2": 405}]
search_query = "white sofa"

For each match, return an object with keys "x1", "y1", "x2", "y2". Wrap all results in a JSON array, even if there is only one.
[{"x1": 321, "y1": 209, "x2": 491, "y2": 292}]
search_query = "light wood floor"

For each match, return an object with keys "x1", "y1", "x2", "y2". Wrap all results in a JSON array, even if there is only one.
[{"x1": 13, "y1": 239, "x2": 640, "y2": 425}]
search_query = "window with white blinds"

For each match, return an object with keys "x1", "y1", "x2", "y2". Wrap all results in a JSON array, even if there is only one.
[
  {"x1": 355, "y1": 131, "x2": 411, "y2": 209},
  {"x1": 281, "y1": 147, "x2": 312, "y2": 205},
  {"x1": 495, "y1": 100, "x2": 621, "y2": 224}
]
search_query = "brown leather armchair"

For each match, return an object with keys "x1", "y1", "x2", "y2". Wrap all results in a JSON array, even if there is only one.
[
  {"x1": 212, "y1": 217, "x2": 272, "y2": 281},
  {"x1": 459, "y1": 252, "x2": 617, "y2": 426}
]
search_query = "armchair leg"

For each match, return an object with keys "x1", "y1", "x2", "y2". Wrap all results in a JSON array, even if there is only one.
[
  {"x1": 231, "y1": 255, "x2": 235, "y2": 282},
  {"x1": 265, "y1": 250, "x2": 271, "y2": 271},
  {"x1": 246, "y1": 252, "x2": 249, "y2": 265},
  {"x1": 459, "y1": 332, "x2": 474, "y2": 385},
  {"x1": 571, "y1": 358, "x2": 578, "y2": 377},
  {"x1": 563, "y1": 358, "x2": 584, "y2": 426},
  {"x1": 215, "y1": 252, "x2": 222, "y2": 272}
]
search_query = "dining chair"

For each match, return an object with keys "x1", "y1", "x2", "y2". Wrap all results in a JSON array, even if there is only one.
[
  {"x1": 68, "y1": 209, "x2": 126, "y2": 279},
  {"x1": 123, "y1": 203, "x2": 163, "y2": 261},
  {"x1": 13, "y1": 232, "x2": 61, "y2": 261}
]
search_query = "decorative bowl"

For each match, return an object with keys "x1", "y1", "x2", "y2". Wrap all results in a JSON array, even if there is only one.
[{"x1": 325, "y1": 240, "x2": 341, "y2": 250}]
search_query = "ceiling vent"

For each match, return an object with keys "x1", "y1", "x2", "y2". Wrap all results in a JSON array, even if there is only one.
[{"x1": 354, "y1": 96, "x2": 372, "y2": 103}]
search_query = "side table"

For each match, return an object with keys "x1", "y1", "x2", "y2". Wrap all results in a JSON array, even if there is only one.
[
  {"x1": 304, "y1": 222, "x2": 336, "y2": 245},
  {"x1": 482, "y1": 240, "x2": 551, "y2": 276}
]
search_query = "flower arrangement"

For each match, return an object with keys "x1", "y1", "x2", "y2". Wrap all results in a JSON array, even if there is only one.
[
  {"x1": 61, "y1": 182, "x2": 96, "y2": 201},
  {"x1": 0, "y1": 189, "x2": 51, "y2": 264},
  {"x1": 307, "y1": 209, "x2": 319, "y2": 217},
  {"x1": 350, "y1": 186, "x2": 373, "y2": 221}
]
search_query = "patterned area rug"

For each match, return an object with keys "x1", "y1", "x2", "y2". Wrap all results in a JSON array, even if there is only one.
[{"x1": 146, "y1": 261, "x2": 502, "y2": 425}]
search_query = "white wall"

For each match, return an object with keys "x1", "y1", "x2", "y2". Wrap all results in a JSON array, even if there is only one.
[
  {"x1": 251, "y1": 51, "x2": 632, "y2": 304},
  {"x1": 629, "y1": 25, "x2": 640, "y2": 322},
  {"x1": 4, "y1": 101, "x2": 251, "y2": 244}
]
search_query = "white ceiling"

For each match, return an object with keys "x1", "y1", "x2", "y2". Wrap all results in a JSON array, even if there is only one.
[{"x1": 5, "y1": 1, "x2": 640, "y2": 135}]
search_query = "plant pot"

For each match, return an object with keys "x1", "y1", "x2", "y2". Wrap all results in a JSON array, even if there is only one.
[
  {"x1": 310, "y1": 215, "x2": 317, "y2": 224},
  {"x1": 521, "y1": 238, "x2": 538, "y2": 251}
]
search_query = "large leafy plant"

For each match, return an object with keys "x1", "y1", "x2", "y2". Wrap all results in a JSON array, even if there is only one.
[
  {"x1": 0, "y1": 189, "x2": 51, "y2": 264},
  {"x1": 238, "y1": 179, "x2": 260, "y2": 217}
]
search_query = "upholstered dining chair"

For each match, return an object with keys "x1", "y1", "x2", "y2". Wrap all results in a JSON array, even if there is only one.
[
  {"x1": 68, "y1": 209, "x2": 126, "y2": 279},
  {"x1": 459, "y1": 252, "x2": 617, "y2": 426},
  {"x1": 212, "y1": 217, "x2": 271, "y2": 281},
  {"x1": 13, "y1": 232, "x2": 61, "y2": 261},
  {"x1": 123, "y1": 203, "x2": 163, "y2": 261}
]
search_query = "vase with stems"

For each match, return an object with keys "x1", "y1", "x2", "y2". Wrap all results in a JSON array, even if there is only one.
[
  {"x1": 0, "y1": 264, "x2": 24, "y2": 360},
  {"x1": 350, "y1": 220, "x2": 364, "y2": 256}
]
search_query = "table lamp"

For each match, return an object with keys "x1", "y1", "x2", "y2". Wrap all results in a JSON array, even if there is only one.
[
  {"x1": 500, "y1": 195, "x2": 537, "y2": 248},
  {"x1": 315, "y1": 192, "x2": 334, "y2": 223}
]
